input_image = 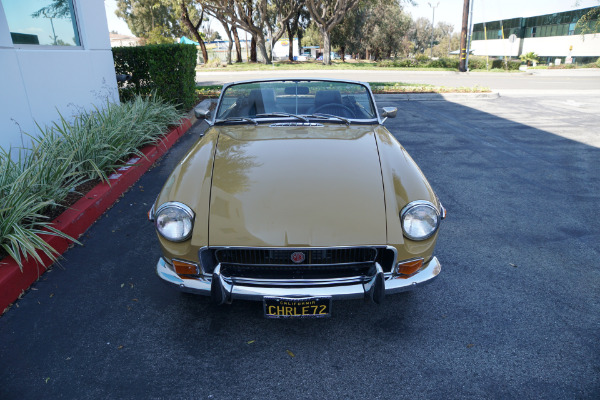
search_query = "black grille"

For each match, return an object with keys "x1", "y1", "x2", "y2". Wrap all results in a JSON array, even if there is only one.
[
  {"x1": 215, "y1": 247, "x2": 377, "y2": 266},
  {"x1": 199, "y1": 247, "x2": 395, "y2": 277},
  {"x1": 221, "y1": 263, "x2": 373, "y2": 280}
]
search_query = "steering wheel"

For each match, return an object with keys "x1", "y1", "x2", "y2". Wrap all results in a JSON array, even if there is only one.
[{"x1": 313, "y1": 103, "x2": 356, "y2": 118}]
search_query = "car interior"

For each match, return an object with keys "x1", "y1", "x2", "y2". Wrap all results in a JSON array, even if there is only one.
[{"x1": 218, "y1": 85, "x2": 376, "y2": 120}]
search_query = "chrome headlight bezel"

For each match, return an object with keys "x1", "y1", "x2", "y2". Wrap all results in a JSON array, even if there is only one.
[
  {"x1": 400, "y1": 200, "x2": 441, "y2": 241},
  {"x1": 154, "y1": 202, "x2": 195, "y2": 242}
]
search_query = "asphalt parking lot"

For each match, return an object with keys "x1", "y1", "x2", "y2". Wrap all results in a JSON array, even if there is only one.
[{"x1": 1, "y1": 93, "x2": 599, "y2": 399}]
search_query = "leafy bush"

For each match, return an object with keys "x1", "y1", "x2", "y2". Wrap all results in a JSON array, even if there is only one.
[
  {"x1": 520, "y1": 51, "x2": 539, "y2": 66},
  {"x1": 377, "y1": 58, "x2": 454, "y2": 68},
  {"x1": 414, "y1": 54, "x2": 431, "y2": 65},
  {"x1": 596, "y1": 57, "x2": 600, "y2": 68},
  {"x1": 396, "y1": 59, "x2": 418, "y2": 67},
  {"x1": 0, "y1": 95, "x2": 183, "y2": 269},
  {"x1": 377, "y1": 60, "x2": 396, "y2": 67},
  {"x1": 491, "y1": 59, "x2": 522, "y2": 70},
  {"x1": 31, "y1": 96, "x2": 182, "y2": 182},
  {"x1": 113, "y1": 44, "x2": 198, "y2": 110},
  {"x1": 428, "y1": 58, "x2": 460, "y2": 69},
  {"x1": 466, "y1": 56, "x2": 488, "y2": 70}
]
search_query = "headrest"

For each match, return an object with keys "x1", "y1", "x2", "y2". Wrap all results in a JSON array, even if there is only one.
[{"x1": 314, "y1": 90, "x2": 342, "y2": 107}]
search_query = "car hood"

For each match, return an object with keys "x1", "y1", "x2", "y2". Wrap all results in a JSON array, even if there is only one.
[{"x1": 207, "y1": 125, "x2": 387, "y2": 247}]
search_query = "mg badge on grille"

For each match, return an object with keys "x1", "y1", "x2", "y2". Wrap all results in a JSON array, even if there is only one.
[{"x1": 291, "y1": 252, "x2": 305, "y2": 264}]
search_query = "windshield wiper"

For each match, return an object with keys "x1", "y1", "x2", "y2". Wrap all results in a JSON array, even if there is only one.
[
  {"x1": 255, "y1": 112, "x2": 309, "y2": 122},
  {"x1": 303, "y1": 113, "x2": 350, "y2": 125},
  {"x1": 215, "y1": 117, "x2": 257, "y2": 125}
]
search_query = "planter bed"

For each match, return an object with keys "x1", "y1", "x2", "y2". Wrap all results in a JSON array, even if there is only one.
[{"x1": 0, "y1": 117, "x2": 194, "y2": 314}]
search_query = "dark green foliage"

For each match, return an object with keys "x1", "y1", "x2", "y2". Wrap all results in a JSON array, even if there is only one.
[
  {"x1": 377, "y1": 57, "x2": 458, "y2": 69},
  {"x1": 491, "y1": 59, "x2": 521, "y2": 70},
  {"x1": 414, "y1": 54, "x2": 430, "y2": 64},
  {"x1": 428, "y1": 58, "x2": 460, "y2": 68},
  {"x1": 113, "y1": 44, "x2": 197, "y2": 110},
  {"x1": 465, "y1": 56, "x2": 488, "y2": 70}
]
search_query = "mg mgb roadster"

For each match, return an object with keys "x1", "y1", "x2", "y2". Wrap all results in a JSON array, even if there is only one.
[{"x1": 149, "y1": 79, "x2": 445, "y2": 318}]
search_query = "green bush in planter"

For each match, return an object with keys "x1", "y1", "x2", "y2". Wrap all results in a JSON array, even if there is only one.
[{"x1": 113, "y1": 44, "x2": 197, "y2": 110}]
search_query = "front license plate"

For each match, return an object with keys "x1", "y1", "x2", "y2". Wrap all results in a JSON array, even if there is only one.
[{"x1": 263, "y1": 297, "x2": 332, "y2": 318}]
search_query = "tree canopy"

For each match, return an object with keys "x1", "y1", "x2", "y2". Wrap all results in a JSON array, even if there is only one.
[{"x1": 113, "y1": 0, "x2": 462, "y2": 63}]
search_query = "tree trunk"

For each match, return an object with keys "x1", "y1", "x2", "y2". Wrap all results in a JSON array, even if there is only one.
[
  {"x1": 251, "y1": 36, "x2": 257, "y2": 62},
  {"x1": 322, "y1": 28, "x2": 331, "y2": 65},
  {"x1": 217, "y1": 18, "x2": 233, "y2": 64},
  {"x1": 179, "y1": 1, "x2": 209, "y2": 63},
  {"x1": 232, "y1": 27, "x2": 242, "y2": 63},
  {"x1": 287, "y1": 22, "x2": 294, "y2": 61},
  {"x1": 340, "y1": 45, "x2": 346, "y2": 62},
  {"x1": 256, "y1": 34, "x2": 270, "y2": 64},
  {"x1": 227, "y1": 37, "x2": 233, "y2": 64}
]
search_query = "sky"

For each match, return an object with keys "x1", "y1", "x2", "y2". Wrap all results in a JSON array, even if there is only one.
[{"x1": 104, "y1": 0, "x2": 600, "y2": 37}]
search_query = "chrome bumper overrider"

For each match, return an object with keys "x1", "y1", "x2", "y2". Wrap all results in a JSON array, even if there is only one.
[{"x1": 156, "y1": 256, "x2": 441, "y2": 304}]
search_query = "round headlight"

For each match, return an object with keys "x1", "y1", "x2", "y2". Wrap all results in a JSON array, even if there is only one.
[
  {"x1": 401, "y1": 201, "x2": 440, "y2": 241},
  {"x1": 155, "y1": 202, "x2": 195, "y2": 242}
]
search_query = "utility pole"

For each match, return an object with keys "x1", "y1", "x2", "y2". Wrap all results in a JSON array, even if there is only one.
[
  {"x1": 459, "y1": 0, "x2": 470, "y2": 72},
  {"x1": 465, "y1": 0, "x2": 475, "y2": 71},
  {"x1": 428, "y1": 2, "x2": 439, "y2": 58}
]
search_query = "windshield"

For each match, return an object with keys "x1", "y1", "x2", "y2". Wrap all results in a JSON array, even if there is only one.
[{"x1": 215, "y1": 80, "x2": 377, "y2": 122}]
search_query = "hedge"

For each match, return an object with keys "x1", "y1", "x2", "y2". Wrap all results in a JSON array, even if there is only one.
[
  {"x1": 113, "y1": 44, "x2": 197, "y2": 110},
  {"x1": 491, "y1": 59, "x2": 522, "y2": 70},
  {"x1": 377, "y1": 56, "x2": 521, "y2": 71}
]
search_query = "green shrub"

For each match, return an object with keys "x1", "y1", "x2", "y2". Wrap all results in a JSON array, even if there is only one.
[
  {"x1": 377, "y1": 60, "x2": 396, "y2": 67},
  {"x1": 467, "y1": 56, "x2": 488, "y2": 70},
  {"x1": 395, "y1": 59, "x2": 418, "y2": 67},
  {"x1": 519, "y1": 51, "x2": 539, "y2": 66},
  {"x1": 428, "y1": 57, "x2": 460, "y2": 69},
  {"x1": 490, "y1": 59, "x2": 521, "y2": 70},
  {"x1": 596, "y1": 57, "x2": 600, "y2": 68},
  {"x1": 0, "y1": 147, "x2": 80, "y2": 269},
  {"x1": 113, "y1": 44, "x2": 198, "y2": 110},
  {"x1": 415, "y1": 54, "x2": 431, "y2": 65},
  {"x1": 1, "y1": 95, "x2": 183, "y2": 269}
]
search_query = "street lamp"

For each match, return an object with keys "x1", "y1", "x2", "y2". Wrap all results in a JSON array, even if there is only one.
[{"x1": 428, "y1": 2, "x2": 439, "y2": 58}]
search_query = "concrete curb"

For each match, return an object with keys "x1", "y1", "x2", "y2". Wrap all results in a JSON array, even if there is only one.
[
  {"x1": 377, "y1": 92, "x2": 500, "y2": 101},
  {"x1": 0, "y1": 117, "x2": 194, "y2": 313}
]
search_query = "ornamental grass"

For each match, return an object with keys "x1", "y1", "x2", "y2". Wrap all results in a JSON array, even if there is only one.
[{"x1": 0, "y1": 94, "x2": 183, "y2": 269}]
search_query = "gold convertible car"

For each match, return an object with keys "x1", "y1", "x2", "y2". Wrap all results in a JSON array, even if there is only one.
[{"x1": 149, "y1": 79, "x2": 445, "y2": 318}]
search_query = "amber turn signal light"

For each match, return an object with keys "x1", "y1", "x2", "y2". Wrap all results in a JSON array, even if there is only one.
[
  {"x1": 172, "y1": 259, "x2": 199, "y2": 276},
  {"x1": 396, "y1": 258, "x2": 424, "y2": 278}
]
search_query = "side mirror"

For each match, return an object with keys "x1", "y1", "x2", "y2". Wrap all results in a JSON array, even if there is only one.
[
  {"x1": 381, "y1": 107, "x2": 397, "y2": 119},
  {"x1": 194, "y1": 107, "x2": 211, "y2": 120},
  {"x1": 194, "y1": 99, "x2": 213, "y2": 120}
]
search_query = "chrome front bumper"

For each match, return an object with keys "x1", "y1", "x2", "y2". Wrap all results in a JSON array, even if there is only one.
[{"x1": 156, "y1": 256, "x2": 441, "y2": 304}]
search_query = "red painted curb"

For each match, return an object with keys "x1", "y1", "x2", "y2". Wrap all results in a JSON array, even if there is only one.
[{"x1": 0, "y1": 117, "x2": 193, "y2": 313}]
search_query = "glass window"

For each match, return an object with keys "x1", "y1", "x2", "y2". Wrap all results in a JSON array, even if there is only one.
[
  {"x1": 549, "y1": 25, "x2": 557, "y2": 36},
  {"x1": 569, "y1": 22, "x2": 576, "y2": 35},
  {"x1": 558, "y1": 24, "x2": 568, "y2": 36},
  {"x1": 216, "y1": 80, "x2": 377, "y2": 121},
  {"x1": 1, "y1": 0, "x2": 80, "y2": 46},
  {"x1": 532, "y1": 26, "x2": 537, "y2": 37}
]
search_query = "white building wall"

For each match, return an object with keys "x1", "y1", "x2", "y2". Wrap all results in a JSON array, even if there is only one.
[
  {"x1": 470, "y1": 33, "x2": 600, "y2": 58},
  {"x1": 0, "y1": 0, "x2": 118, "y2": 150},
  {"x1": 272, "y1": 38, "x2": 299, "y2": 60},
  {"x1": 520, "y1": 34, "x2": 600, "y2": 57},
  {"x1": 470, "y1": 38, "x2": 520, "y2": 57}
]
